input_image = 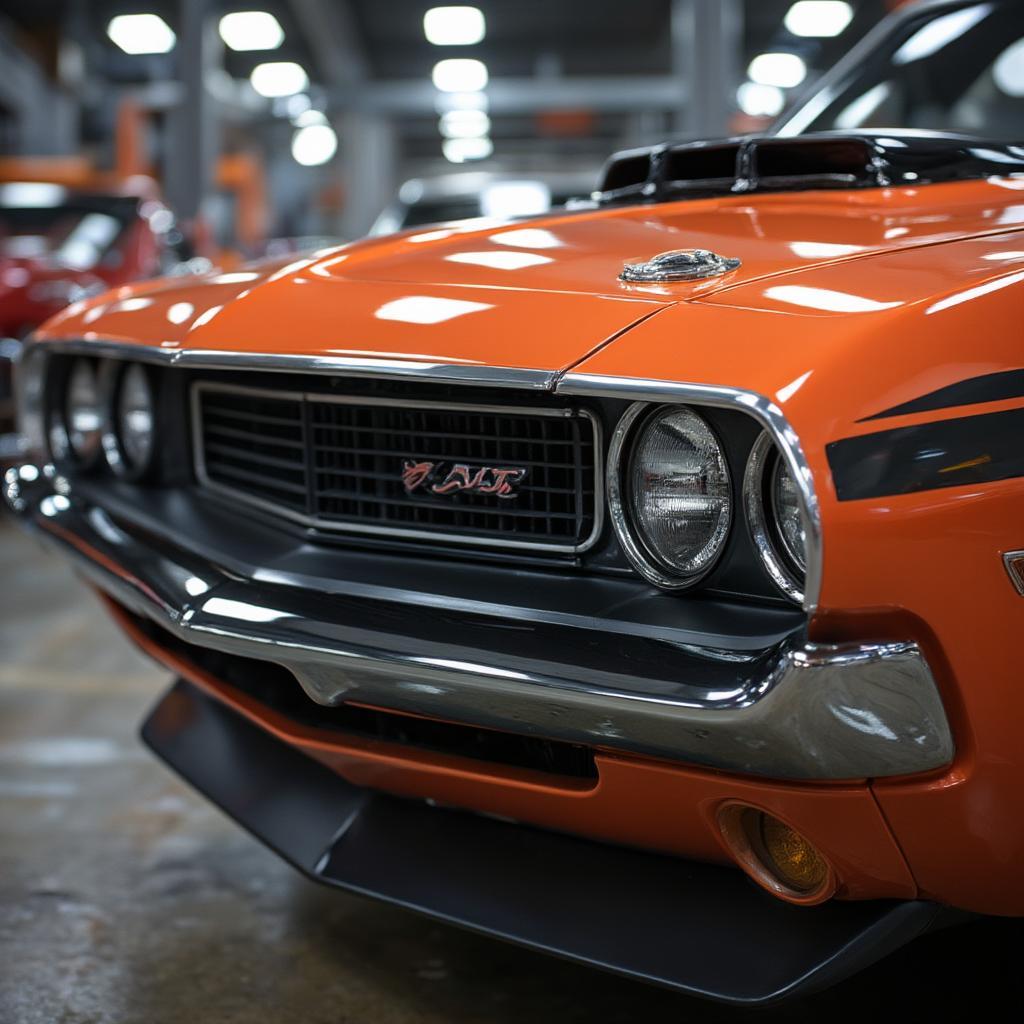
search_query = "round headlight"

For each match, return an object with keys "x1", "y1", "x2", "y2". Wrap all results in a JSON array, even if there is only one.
[
  {"x1": 611, "y1": 405, "x2": 732, "y2": 588},
  {"x1": 106, "y1": 363, "x2": 156, "y2": 477},
  {"x1": 745, "y1": 432, "x2": 807, "y2": 603},
  {"x1": 64, "y1": 358, "x2": 103, "y2": 464}
]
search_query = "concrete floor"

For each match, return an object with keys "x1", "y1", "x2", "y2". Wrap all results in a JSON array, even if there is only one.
[{"x1": 0, "y1": 514, "x2": 1019, "y2": 1023}]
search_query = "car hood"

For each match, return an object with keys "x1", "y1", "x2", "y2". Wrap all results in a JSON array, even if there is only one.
[{"x1": 37, "y1": 176, "x2": 1024, "y2": 376}]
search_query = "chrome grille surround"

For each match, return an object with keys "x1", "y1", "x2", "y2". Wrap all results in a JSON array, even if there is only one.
[{"x1": 191, "y1": 380, "x2": 603, "y2": 554}]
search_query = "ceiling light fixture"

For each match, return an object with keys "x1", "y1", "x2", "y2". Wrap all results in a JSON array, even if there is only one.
[
  {"x1": 748, "y1": 52, "x2": 807, "y2": 89},
  {"x1": 736, "y1": 81, "x2": 786, "y2": 117},
  {"x1": 783, "y1": 1, "x2": 853, "y2": 38},
  {"x1": 219, "y1": 11, "x2": 284, "y2": 51},
  {"x1": 292, "y1": 124, "x2": 338, "y2": 166},
  {"x1": 424, "y1": 7, "x2": 486, "y2": 46},
  {"x1": 432, "y1": 58, "x2": 488, "y2": 92},
  {"x1": 107, "y1": 14, "x2": 176, "y2": 55},
  {"x1": 443, "y1": 137, "x2": 493, "y2": 163},
  {"x1": 250, "y1": 61, "x2": 309, "y2": 97}
]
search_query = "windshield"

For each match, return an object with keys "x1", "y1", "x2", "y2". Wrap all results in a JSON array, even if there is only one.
[
  {"x1": 0, "y1": 187, "x2": 137, "y2": 271},
  {"x1": 783, "y1": 2, "x2": 1024, "y2": 142}
]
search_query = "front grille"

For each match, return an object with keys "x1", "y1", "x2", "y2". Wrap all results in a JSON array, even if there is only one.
[{"x1": 193, "y1": 382, "x2": 600, "y2": 552}]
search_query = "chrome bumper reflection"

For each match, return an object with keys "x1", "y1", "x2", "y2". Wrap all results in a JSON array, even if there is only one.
[{"x1": 5, "y1": 462, "x2": 955, "y2": 781}]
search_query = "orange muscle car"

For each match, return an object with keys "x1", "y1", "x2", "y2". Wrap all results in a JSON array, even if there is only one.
[{"x1": 5, "y1": 0, "x2": 1024, "y2": 1004}]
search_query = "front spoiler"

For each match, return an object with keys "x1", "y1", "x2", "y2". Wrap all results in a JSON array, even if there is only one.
[{"x1": 144, "y1": 677, "x2": 944, "y2": 1005}]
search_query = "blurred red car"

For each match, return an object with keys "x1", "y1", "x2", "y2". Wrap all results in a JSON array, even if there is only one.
[{"x1": 0, "y1": 183, "x2": 188, "y2": 461}]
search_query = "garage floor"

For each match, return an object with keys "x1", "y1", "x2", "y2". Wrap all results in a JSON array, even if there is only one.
[{"x1": 0, "y1": 514, "x2": 1018, "y2": 1023}]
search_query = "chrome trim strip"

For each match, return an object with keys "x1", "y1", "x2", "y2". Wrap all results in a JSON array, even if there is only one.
[
  {"x1": 744, "y1": 431, "x2": 804, "y2": 604},
  {"x1": 4, "y1": 462, "x2": 952, "y2": 781},
  {"x1": 35, "y1": 340, "x2": 821, "y2": 603},
  {"x1": 191, "y1": 380, "x2": 605, "y2": 556},
  {"x1": 33, "y1": 338, "x2": 556, "y2": 390},
  {"x1": 556, "y1": 372, "x2": 823, "y2": 614}
]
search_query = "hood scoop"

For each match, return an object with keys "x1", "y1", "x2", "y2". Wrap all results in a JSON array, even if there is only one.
[{"x1": 597, "y1": 131, "x2": 1024, "y2": 205}]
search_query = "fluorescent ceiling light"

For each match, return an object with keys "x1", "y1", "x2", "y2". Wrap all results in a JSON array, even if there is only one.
[
  {"x1": 291, "y1": 124, "x2": 338, "y2": 166},
  {"x1": 250, "y1": 61, "x2": 308, "y2": 97},
  {"x1": 219, "y1": 11, "x2": 284, "y2": 51},
  {"x1": 747, "y1": 52, "x2": 807, "y2": 89},
  {"x1": 424, "y1": 7, "x2": 486, "y2": 46},
  {"x1": 893, "y1": 4, "x2": 992, "y2": 65},
  {"x1": 442, "y1": 136, "x2": 493, "y2": 163},
  {"x1": 439, "y1": 109, "x2": 491, "y2": 138},
  {"x1": 736, "y1": 81, "x2": 785, "y2": 117},
  {"x1": 784, "y1": 1, "x2": 853, "y2": 38},
  {"x1": 432, "y1": 58, "x2": 488, "y2": 92},
  {"x1": 107, "y1": 14, "x2": 175, "y2": 55}
]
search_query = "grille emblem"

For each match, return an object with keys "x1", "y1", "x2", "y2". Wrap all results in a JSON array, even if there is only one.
[
  {"x1": 619, "y1": 248, "x2": 741, "y2": 283},
  {"x1": 402, "y1": 460, "x2": 527, "y2": 499}
]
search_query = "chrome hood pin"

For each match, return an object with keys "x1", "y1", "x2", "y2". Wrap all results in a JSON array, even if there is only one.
[{"x1": 620, "y1": 248, "x2": 741, "y2": 283}]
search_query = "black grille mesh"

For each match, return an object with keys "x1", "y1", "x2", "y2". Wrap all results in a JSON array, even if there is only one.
[{"x1": 195, "y1": 385, "x2": 597, "y2": 550}]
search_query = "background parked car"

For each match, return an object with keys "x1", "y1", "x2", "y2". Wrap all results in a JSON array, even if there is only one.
[
  {"x1": 369, "y1": 171, "x2": 596, "y2": 235},
  {"x1": 0, "y1": 182, "x2": 189, "y2": 462}
]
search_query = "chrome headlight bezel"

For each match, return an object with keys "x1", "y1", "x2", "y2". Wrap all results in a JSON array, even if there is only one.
[
  {"x1": 608, "y1": 402, "x2": 733, "y2": 590},
  {"x1": 744, "y1": 431, "x2": 808, "y2": 604},
  {"x1": 56, "y1": 356, "x2": 105, "y2": 468},
  {"x1": 103, "y1": 361, "x2": 158, "y2": 480},
  {"x1": 11, "y1": 339, "x2": 45, "y2": 458}
]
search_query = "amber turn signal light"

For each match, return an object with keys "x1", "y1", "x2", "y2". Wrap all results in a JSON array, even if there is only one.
[{"x1": 717, "y1": 803, "x2": 837, "y2": 905}]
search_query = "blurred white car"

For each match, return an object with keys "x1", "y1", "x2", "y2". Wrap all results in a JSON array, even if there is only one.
[{"x1": 369, "y1": 171, "x2": 596, "y2": 236}]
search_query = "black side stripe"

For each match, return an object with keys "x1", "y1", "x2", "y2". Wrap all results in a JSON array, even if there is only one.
[
  {"x1": 859, "y1": 369, "x2": 1024, "y2": 422},
  {"x1": 828, "y1": 406, "x2": 1024, "y2": 502}
]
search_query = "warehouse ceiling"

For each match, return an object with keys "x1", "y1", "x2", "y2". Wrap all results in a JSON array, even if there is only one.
[{"x1": 2, "y1": 1, "x2": 893, "y2": 141}]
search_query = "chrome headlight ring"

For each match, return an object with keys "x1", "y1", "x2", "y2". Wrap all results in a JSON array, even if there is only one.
[
  {"x1": 744, "y1": 431, "x2": 807, "y2": 605},
  {"x1": 101, "y1": 361, "x2": 158, "y2": 481},
  {"x1": 607, "y1": 401, "x2": 733, "y2": 590},
  {"x1": 53, "y1": 356, "x2": 105, "y2": 469}
]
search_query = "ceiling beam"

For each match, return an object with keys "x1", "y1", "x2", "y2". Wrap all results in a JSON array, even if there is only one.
[
  {"x1": 328, "y1": 76, "x2": 687, "y2": 116},
  {"x1": 289, "y1": 0, "x2": 367, "y2": 87}
]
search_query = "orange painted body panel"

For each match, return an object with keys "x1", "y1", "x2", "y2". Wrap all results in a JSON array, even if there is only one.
[
  {"x1": 38, "y1": 177, "x2": 1024, "y2": 372},
  {"x1": 37, "y1": 175, "x2": 1024, "y2": 914},
  {"x1": 109, "y1": 596, "x2": 917, "y2": 902}
]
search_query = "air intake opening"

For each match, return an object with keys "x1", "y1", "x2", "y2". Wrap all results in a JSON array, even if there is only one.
[
  {"x1": 662, "y1": 144, "x2": 740, "y2": 187},
  {"x1": 596, "y1": 131, "x2": 1024, "y2": 204},
  {"x1": 754, "y1": 137, "x2": 873, "y2": 185},
  {"x1": 601, "y1": 151, "x2": 653, "y2": 193}
]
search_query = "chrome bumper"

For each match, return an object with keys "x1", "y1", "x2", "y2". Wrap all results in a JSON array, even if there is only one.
[{"x1": 4, "y1": 462, "x2": 955, "y2": 781}]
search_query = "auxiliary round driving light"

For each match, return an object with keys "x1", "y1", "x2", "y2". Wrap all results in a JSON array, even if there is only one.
[{"x1": 717, "y1": 803, "x2": 836, "y2": 905}]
